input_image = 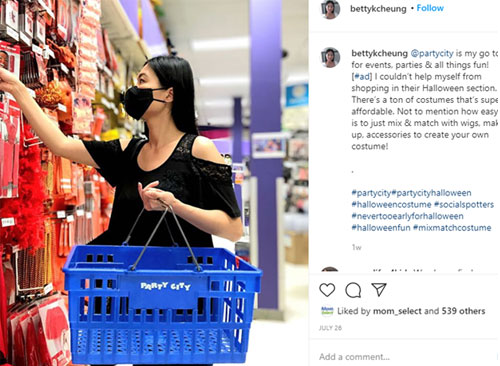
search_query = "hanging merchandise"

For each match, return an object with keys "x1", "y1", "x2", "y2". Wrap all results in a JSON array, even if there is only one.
[
  {"x1": 0, "y1": 41, "x2": 20, "y2": 78},
  {"x1": 92, "y1": 106, "x2": 105, "y2": 137},
  {"x1": 101, "y1": 28, "x2": 118, "y2": 72},
  {"x1": 36, "y1": 69, "x2": 63, "y2": 108},
  {"x1": 54, "y1": 0, "x2": 70, "y2": 43},
  {"x1": 95, "y1": 27, "x2": 106, "y2": 67},
  {"x1": 19, "y1": 312, "x2": 41, "y2": 365},
  {"x1": 68, "y1": 0, "x2": 80, "y2": 48},
  {"x1": 36, "y1": 295, "x2": 71, "y2": 366},
  {"x1": 0, "y1": 0, "x2": 19, "y2": 43},
  {"x1": 72, "y1": 94, "x2": 93, "y2": 135},
  {"x1": 56, "y1": 77, "x2": 73, "y2": 128},
  {"x1": 21, "y1": 51, "x2": 48, "y2": 90},
  {"x1": 18, "y1": 2, "x2": 34, "y2": 47},
  {"x1": 3, "y1": 260, "x2": 15, "y2": 307},
  {"x1": 11, "y1": 312, "x2": 26, "y2": 366},
  {"x1": 0, "y1": 118, "x2": 46, "y2": 250},
  {"x1": 0, "y1": 97, "x2": 20, "y2": 199},
  {"x1": 34, "y1": 11, "x2": 46, "y2": 45}
]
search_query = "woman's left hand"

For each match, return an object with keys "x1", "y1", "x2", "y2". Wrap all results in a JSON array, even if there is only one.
[{"x1": 138, "y1": 182, "x2": 177, "y2": 211}]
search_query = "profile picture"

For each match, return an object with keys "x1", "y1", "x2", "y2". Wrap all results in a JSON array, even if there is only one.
[
  {"x1": 321, "y1": 48, "x2": 340, "y2": 68},
  {"x1": 322, "y1": 1, "x2": 340, "y2": 19}
]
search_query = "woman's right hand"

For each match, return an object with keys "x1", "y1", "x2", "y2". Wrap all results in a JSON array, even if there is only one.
[{"x1": 0, "y1": 67, "x2": 22, "y2": 96}]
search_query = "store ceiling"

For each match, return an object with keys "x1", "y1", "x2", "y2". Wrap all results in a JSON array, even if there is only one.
[{"x1": 159, "y1": 0, "x2": 308, "y2": 127}]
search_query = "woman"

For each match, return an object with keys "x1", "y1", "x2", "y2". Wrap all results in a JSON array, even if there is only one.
[
  {"x1": 324, "y1": 48, "x2": 338, "y2": 68},
  {"x1": 0, "y1": 55, "x2": 242, "y2": 366},
  {"x1": 324, "y1": 0, "x2": 337, "y2": 19}
]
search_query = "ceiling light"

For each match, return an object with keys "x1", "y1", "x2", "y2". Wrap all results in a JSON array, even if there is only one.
[{"x1": 192, "y1": 36, "x2": 249, "y2": 51}]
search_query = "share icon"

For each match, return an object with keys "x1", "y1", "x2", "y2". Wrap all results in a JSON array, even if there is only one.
[{"x1": 371, "y1": 283, "x2": 387, "y2": 297}]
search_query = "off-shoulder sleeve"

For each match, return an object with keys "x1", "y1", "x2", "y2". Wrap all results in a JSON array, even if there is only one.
[
  {"x1": 193, "y1": 157, "x2": 241, "y2": 218},
  {"x1": 82, "y1": 139, "x2": 123, "y2": 187}
]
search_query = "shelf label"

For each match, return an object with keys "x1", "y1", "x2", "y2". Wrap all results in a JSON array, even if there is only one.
[
  {"x1": 66, "y1": 215, "x2": 74, "y2": 223},
  {"x1": 76, "y1": 209, "x2": 84, "y2": 217},
  {"x1": 43, "y1": 283, "x2": 53, "y2": 295},
  {"x1": 32, "y1": 44, "x2": 43, "y2": 56},
  {"x1": 6, "y1": 27, "x2": 19, "y2": 41},
  {"x1": 86, "y1": 212, "x2": 92, "y2": 219},
  {"x1": 58, "y1": 103, "x2": 67, "y2": 112},
  {"x1": 19, "y1": 32, "x2": 32, "y2": 46},
  {"x1": 60, "y1": 63, "x2": 69, "y2": 74},
  {"x1": 1, "y1": 218, "x2": 15, "y2": 228},
  {"x1": 57, "y1": 211, "x2": 66, "y2": 219}
]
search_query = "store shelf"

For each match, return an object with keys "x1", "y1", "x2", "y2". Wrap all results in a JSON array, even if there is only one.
[{"x1": 100, "y1": 0, "x2": 151, "y2": 70}]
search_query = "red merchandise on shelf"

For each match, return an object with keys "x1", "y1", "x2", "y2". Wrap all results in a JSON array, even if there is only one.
[
  {"x1": 8, "y1": 100, "x2": 20, "y2": 199},
  {"x1": 37, "y1": 296, "x2": 71, "y2": 366},
  {"x1": 57, "y1": 79, "x2": 73, "y2": 126},
  {"x1": 0, "y1": 119, "x2": 47, "y2": 251},
  {"x1": 55, "y1": 0, "x2": 70, "y2": 42},
  {"x1": 34, "y1": 11, "x2": 46, "y2": 45},
  {"x1": 12, "y1": 315, "x2": 25, "y2": 366},
  {"x1": 20, "y1": 312, "x2": 41, "y2": 366},
  {"x1": 2, "y1": 260, "x2": 15, "y2": 307},
  {"x1": 0, "y1": 99, "x2": 10, "y2": 199},
  {"x1": 72, "y1": 94, "x2": 93, "y2": 135},
  {"x1": 0, "y1": 98, "x2": 19, "y2": 199},
  {"x1": 93, "y1": 107, "x2": 105, "y2": 136}
]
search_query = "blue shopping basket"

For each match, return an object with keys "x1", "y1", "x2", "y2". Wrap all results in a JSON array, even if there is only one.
[{"x1": 63, "y1": 205, "x2": 262, "y2": 364}]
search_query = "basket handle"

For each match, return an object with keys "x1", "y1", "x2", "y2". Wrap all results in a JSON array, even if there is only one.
[{"x1": 129, "y1": 204, "x2": 202, "y2": 272}]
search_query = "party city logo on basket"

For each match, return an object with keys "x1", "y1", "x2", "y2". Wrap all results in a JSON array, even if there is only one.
[{"x1": 140, "y1": 281, "x2": 192, "y2": 291}]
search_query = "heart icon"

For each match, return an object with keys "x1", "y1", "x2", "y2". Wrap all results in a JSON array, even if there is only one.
[{"x1": 319, "y1": 283, "x2": 335, "y2": 297}]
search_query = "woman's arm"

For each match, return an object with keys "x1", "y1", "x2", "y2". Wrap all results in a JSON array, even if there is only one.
[
  {"x1": 138, "y1": 137, "x2": 243, "y2": 242},
  {"x1": 0, "y1": 68, "x2": 129, "y2": 167}
]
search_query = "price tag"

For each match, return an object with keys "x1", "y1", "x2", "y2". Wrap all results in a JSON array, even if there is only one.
[
  {"x1": 43, "y1": 283, "x2": 53, "y2": 295},
  {"x1": 104, "y1": 66, "x2": 112, "y2": 77},
  {"x1": 66, "y1": 215, "x2": 74, "y2": 223},
  {"x1": 61, "y1": 63, "x2": 69, "y2": 74},
  {"x1": 58, "y1": 104, "x2": 67, "y2": 112},
  {"x1": 72, "y1": 134, "x2": 80, "y2": 140},
  {"x1": 1, "y1": 218, "x2": 15, "y2": 228},
  {"x1": 19, "y1": 32, "x2": 31, "y2": 46},
  {"x1": 76, "y1": 209, "x2": 84, "y2": 217},
  {"x1": 57, "y1": 211, "x2": 66, "y2": 219},
  {"x1": 32, "y1": 44, "x2": 43, "y2": 56},
  {"x1": 100, "y1": 177, "x2": 105, "y2": 183},
  {"x1": 94, "y1": 135, "x2": 101, "y2": 141},
  {"x1": 93, "y1": 174, "x2": 99, "y2": 181},
  {"x1": 6, "y1": 27, "x2": 19, "y2": 41},
  {"x1": 86, "y1": 212, "x2": 92, "y2": 219}
]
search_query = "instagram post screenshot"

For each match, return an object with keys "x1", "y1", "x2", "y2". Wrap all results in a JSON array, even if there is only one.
[
  {"x1": 0, "y1": 0, "x2": 496, "y2": 366},
  {"x1": 310, "y1": 0, "x2": 499, "y2": 365}
]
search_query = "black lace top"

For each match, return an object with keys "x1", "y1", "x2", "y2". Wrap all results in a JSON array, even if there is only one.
[{"x1": 82, "y1": 134, "x2": 241, "y2": 247}]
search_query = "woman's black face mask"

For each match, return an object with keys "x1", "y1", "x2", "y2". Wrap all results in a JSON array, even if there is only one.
[{"x1": 122, "y1": 86, "x2": 167, "y2": 120}]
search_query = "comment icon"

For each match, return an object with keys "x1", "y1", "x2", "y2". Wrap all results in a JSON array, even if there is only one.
[{"x1": 345, "y1": 282, "x2": 362, "y2": 298}]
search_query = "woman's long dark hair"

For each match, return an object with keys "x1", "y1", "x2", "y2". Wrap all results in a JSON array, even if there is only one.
[{"x1": 145, "y1": 55, "x2": 199, "y2": 136}]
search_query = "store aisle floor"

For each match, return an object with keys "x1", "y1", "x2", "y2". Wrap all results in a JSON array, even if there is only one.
[{"x1": 228, "y1": 262, "x2": 309, "y2": 366}]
